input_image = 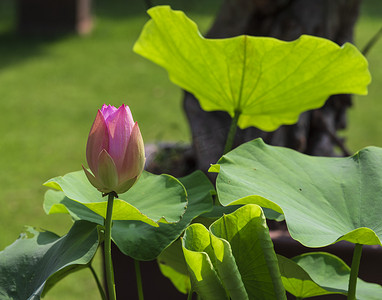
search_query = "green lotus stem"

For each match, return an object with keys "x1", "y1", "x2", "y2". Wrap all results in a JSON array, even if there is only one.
[
  {"x1": 187, "y1": 290, "x2": 193, "y2": 300},
  {"x1": 223, "y1": 110, "x2": 240, "y2": 155},
  {"x1": 362, "y1": 26, "x2": 382, "y2": 56},
  {"x1": 89, "y1": 263, "x2": 107, "y2": 300},
  {"x1": 104, "y1": 192, "x2": 117, "y2": 300},
  {"x1": 348, "y1": 243, "x2": 363, "y2": 300},
  {"x1": 135, "y1": 259, "x2": 144, "y2": 300}
]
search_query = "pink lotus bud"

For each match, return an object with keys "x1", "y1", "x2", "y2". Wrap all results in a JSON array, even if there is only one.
[{"x1": 83, "y1": 104, "x2": 145, "y2": 194}]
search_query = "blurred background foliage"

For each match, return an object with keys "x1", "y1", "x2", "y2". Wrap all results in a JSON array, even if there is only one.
[{"x1": 0, "y1": 0, "x2": 380, "y2": 299}]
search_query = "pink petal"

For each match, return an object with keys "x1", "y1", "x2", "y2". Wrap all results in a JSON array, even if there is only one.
[
  {"x1": 86, "y1": 110, "x2": 109, "y2": 176},
  {"x1": 120, "y1": 122, "x2": 145, "y2": 181},
  {"x1": 101, "y1": 104, "x2": 118, "y2": 121},
  {"x1": 123, "y1": 104, "x2": 134, "y2": 127},
  {"x1": 106, "y1": 105, "x2": 134, "y2": 170}
]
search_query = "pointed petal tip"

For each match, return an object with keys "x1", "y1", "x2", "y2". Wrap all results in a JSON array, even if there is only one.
[{"x1": 123, "y1": 105, "x2": 134, "y2": 123}]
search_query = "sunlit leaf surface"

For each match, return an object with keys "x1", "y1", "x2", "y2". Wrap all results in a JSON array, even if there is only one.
[
  {"x1": 134, "y1": 6, "x2": 370, "y2": 131},
  {"x1": 214, "y1": 138, "x2": 382, "y2": 247}
]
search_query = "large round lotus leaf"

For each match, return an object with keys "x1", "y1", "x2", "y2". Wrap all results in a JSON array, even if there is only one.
[
  {"x1": 44, "y1": 170, "x2": 187, "y2": 227},
  {"x1": 134, "y1": 6, "x2": 370, "y2": 131},
  {"x1": 212, "y1": 138, "x2": 382, "y2": 247}
]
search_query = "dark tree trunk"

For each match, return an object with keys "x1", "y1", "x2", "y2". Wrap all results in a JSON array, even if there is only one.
[
  {"x1": 184, "y1": 0, "x2": 362, "y2": 175},
  {"x1": 17, "y1": 0, "x2": 92, "y2": 35}
]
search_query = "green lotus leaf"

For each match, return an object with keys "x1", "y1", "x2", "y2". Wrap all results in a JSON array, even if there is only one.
[
  {"x1": 200, "y1": 204, "x2": 284, "y2": 222},
  {"x1": 277, "y1": 254, "x2": 338, "y2": 298},
  {"x1": 134, "y1": 6, "x2": 370, "y2": 131},
  {"x1": 159, "y1": 264, "x2": 190, "y2": 295},
  {"x1": 213, "y1": 138, "x2": 382, "y2": 247},
  {"x1": 278, "y1": 252, "x2": 382, "y2": 299},
  {"x1": 44, "y1": 170, "x2": 214, "y2": 260},
  {"x1": 0, "y1": 221, "x2": 99, "y2": 300},
  {"x1": 157, "y1": 239, "x2": 191, "y2": 294},
  {"x1": 44, "y1": 190, "x2": 104, "y2": 225},
  {"x1": 182, "y1": 223, "x2": 229, "y2": 300},
  {"x1": 44, "y1": 170, "x2": 187, "y2": 227},
  {"x1": 112, "y1": 170, "x2": 214, "y2": 260},
  {"x1": 182, "y1": 204, "x2": 286, "y2": 300}
]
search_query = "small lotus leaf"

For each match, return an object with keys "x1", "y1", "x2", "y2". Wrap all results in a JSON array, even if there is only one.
[{"x1": 278, "y1": 252, "x2": 382, "y2": 300}]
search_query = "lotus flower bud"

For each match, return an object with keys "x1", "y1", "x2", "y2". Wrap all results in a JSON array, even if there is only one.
[{"x1": 83, "y1": 104, "x2": 145, "y2": 194}]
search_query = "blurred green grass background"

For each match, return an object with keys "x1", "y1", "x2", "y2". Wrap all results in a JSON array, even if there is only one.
[
  {"x1": 0, "y1": 0, "x2": 381, "y2": 299},
  {"x1": 347, "y1": 0, "x2": 382, "y2": 151}
]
